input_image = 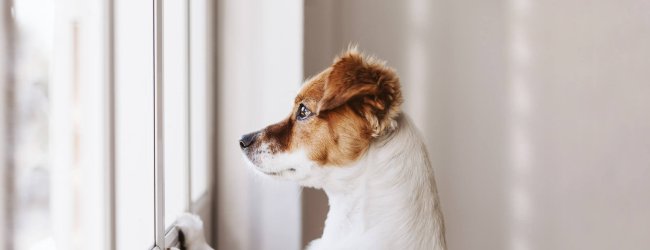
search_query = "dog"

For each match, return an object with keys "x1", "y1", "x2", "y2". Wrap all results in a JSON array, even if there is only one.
[{"x1": 175, "y1": 48, "x2": 447, "y2": 250}]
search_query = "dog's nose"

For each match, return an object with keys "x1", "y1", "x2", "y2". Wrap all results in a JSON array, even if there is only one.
[{"x1": 239, "y1": 132, "x2": 257, "y2": 149}]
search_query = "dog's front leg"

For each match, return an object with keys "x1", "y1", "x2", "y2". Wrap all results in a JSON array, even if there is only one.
[
  {"x1": 305, "y1": 238, "x2": 325, "y2": 250},
  {"x1": 174, "y1": 213, "x2": 214, "y2": 250}
]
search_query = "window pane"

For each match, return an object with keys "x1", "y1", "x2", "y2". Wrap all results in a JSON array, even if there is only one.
[
  {"x1": 115, "y1": 0, "x2": 154, "y2": 248},
  {"x1": 11, "y1": 1, "x2": 55, "y2": 248},
  {"x1": 189, "y1": 0, "x2": 209, "y2": 202},
  {"x1": 163, "y1": 0, "x2": 190, "y2": 227},
  {"x1": 9, "y1": 0, "x2": 106, "y2": 249}
]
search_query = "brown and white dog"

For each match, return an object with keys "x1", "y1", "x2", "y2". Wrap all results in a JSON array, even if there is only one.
[{"x1": 175, "y1": 48, "x2": 447, "y2": 250}]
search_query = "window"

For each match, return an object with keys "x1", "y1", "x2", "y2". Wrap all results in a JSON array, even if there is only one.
[
  {"x1": 0, "y1": 0, "x2": 214, "y2": 249},
  {"x1": 114, "y1": 0, "x2": 155, "y2": 248}
]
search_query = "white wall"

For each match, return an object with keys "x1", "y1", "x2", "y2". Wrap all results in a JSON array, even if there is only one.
[
  {"x1": 215, "y1": 1, "x2": 303, "y2": 250},
  {"x1": 304, "y1": 0, "x2": 650, "y2": 249}
]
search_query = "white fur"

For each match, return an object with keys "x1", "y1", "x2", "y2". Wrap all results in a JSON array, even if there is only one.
[
  {"x1": 243, "y1": 143, "x2": 318, "y2": 181},
  {"x1": 173, "y1": 213, "x2": 213, "y2": 250},
  {"x1": 302, "y1": 114, "x2": 446, "y2": 250},
  {"x1": 178, "y1": 114, "x2": 446, "y2": 250}
]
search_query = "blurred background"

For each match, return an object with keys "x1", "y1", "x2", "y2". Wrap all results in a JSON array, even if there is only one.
[{"x1": 1, "y1": 0, "x2": 650, "y2": 250}]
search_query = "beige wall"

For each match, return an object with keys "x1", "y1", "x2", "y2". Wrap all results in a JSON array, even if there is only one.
[{"x1": 303, "y1": 0, "x2": 650, "y2": 249}]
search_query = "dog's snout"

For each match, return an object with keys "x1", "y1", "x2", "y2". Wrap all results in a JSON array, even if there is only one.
[{"x1": 239, "y1": 132, "x2": 258, "y2": 149}]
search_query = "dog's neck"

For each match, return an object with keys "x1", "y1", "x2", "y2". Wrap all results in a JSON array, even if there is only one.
[{"x1": 317, "y1": 114, "x2": 447, "y2": 250}]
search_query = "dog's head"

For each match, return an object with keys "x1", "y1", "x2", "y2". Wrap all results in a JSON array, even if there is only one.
[{"x1": 239, "y1": 49, "x2": 402, "y2": 186}]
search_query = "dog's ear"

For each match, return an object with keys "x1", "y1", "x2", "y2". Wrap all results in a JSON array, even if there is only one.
[{"x1": 317, "y1": 49, "x2": 403, "y2": 137}]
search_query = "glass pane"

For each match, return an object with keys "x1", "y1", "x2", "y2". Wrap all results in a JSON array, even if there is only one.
[
  {"x1": 10, "y1": 1, "x2": 54, "y2": 248},
  {"x1": 7, "y1": 0, "x2": 106, "y2": 249},
  {"x1": 189, "y1": 0, "x2": 209, "y2": 202},
  {"x1": 163, "y1": 0, "x2": 190, "y2": 227},
  {"x1": 115, "y1": 0, "x2": 154, "y2": 248}
]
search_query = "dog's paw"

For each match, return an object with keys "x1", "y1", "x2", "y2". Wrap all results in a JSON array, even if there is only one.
[
  {"x1": 175, "y1": 213, "x2": 214, "y2": 250},
  {"x1": 305, "y1": 238, "x2": 324, "y2": 250}
]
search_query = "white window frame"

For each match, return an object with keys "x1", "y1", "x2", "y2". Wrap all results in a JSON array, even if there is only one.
[
  {"x1": 153, "y1": 0, "x2": 166, "y2": 247},
  {"x1": 104, "y1": 0, "x2": 212, "y2": 249},
  {"x1": 1, "y1": 0, "x2": 213, "y2": 248}
]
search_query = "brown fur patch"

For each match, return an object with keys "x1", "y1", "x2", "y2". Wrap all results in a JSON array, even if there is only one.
[
  {"x1": 261, "y1": 118, "x2": 293, "y2": 154},
  {"x1": 259, "y1": 48, "x2": 402, "y2": 166},
  {"x1": 318, "y1": 49, "x2": 403, "y2": 137}
]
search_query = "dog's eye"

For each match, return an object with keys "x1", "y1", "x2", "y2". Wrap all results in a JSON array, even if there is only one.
[{"x1": 296, "y1": 104, "x2": 312, "y2": 121}]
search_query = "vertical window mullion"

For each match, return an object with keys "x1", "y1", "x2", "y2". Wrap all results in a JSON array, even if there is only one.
[
  {"x1": 104, "y1": 0, "x2": 116, "y2": 249},
  {"x1": 186, "y1": 0, "x2": 193, "y2": 212},
  {"x1": 153, "y1": 0, "x2": 165, "y2": 248},
  {"x1": 0, "y1": 0, "x2": 16, "y2": 248}
]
